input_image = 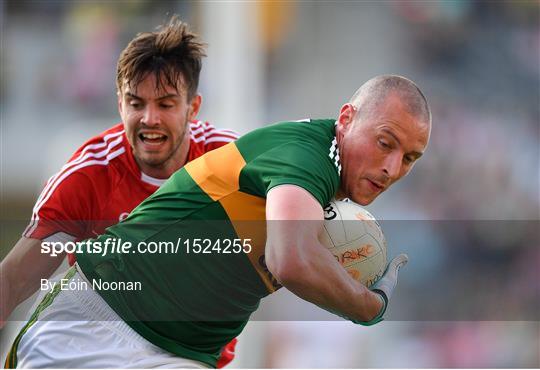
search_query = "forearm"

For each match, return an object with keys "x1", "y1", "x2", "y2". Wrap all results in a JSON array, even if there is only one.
[
  {"x1": 0, "y1": 258, "x2": 23, "y2": 327},
  {"x1": 0, "y1": 268, "x2": 15, "y2": 328},
  {"x1": 265, "y1": 186, "x2": 385, "y2": 323},
  {"x1": 269, "y1": 236, "x2": 384, "y2": 322},
  {"x1": 0, "y1": 237, "x2": 65, "y2": 326}
]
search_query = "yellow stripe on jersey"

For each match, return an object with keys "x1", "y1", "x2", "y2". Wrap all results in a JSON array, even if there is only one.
[
  {"x1": 219, "y1": 191, "x2": 281, "y2": 293},
  {"x1": 184, "y1": 142, "x2": 246, "y2": 201}
]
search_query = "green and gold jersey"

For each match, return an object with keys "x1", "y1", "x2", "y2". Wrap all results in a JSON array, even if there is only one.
[{"x1": 77, "y1": 119, "x2": 341, "y2": 367}]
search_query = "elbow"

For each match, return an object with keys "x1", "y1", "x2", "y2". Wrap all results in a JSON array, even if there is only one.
[{"x1": 265, "y1": 244, "x2": 308, "y2": 287}]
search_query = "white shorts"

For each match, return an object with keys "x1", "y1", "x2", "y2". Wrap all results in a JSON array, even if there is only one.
[{"x1": 5, "y1": 265, "x2": 210, "y2": 369}]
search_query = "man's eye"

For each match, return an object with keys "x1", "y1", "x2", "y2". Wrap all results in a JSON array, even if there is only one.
[
  {"x1": 404, "y1": 156, "x2": 415, "y2": 164},
  {"x1": 378, "y1": 139, "x2": 390, "y2": 149},
  {"x1": 160, "y1": 103, "x2": 173, "y2": 109},
  {"x1": 129, "y1": 101, "x2": 142, "y2": 108}
]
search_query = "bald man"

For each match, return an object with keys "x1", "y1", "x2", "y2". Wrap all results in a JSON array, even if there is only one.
[
  {"x1": 336, "y1": 75, "x2": 431, "y2": 204},
  {"x1": 6, "y1": 75, "x2": 431, "y2": 369}
]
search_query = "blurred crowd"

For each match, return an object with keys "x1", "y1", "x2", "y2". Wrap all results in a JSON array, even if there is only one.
[{"x1": 1, "y1": 0, "x2": 539, "y2": 368}]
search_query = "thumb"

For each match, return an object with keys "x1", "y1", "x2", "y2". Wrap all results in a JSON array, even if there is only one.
[{"x1": 389, "y1": 253, "x2": 408, "y2": 272}]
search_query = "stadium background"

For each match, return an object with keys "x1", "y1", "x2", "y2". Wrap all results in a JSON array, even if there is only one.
[{"x1": 1, "y1": 1, "x2": 538, "y2": 367}]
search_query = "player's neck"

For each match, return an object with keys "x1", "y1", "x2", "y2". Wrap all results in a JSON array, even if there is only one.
[{"x1": 335, "y1": 188, "x2": 346, "y2": 200}]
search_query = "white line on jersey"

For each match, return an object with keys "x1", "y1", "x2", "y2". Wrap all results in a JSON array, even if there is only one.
[
  {"x1": 26, "y1": 132, "x2": 125, "y2": 236},
  {"x1": 32, "y1": 131, "x2": 125, "y2": 215}
]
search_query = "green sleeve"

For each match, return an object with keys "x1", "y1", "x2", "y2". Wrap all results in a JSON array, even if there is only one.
[{"x1": 243, "y1": 141, "x2": 340, "y2": 207}]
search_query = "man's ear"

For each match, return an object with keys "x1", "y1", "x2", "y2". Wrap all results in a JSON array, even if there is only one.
[
  {"x1": 117, "y1": 92, "x2": 124, "y2": 117},
  {"x1": 336, "y1": 103, "x2": 357, "y2": 136},
  {"x1": 188, "y1": 94, "x2": 202, "y2": 121}
]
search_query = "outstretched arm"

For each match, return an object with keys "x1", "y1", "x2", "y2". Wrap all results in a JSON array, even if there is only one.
[{"x1": 0, "y1": 237, "x2": 65, "y2": 328}]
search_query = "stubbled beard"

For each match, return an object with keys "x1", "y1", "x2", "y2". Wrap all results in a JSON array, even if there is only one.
[{"x1": 136, "y1": 112, "x2": 189, "y2": 169}]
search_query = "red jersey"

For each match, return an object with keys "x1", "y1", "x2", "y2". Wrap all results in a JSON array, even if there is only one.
[{"x1": 24, "y1": 120, "x2": 238, "y2": 246}]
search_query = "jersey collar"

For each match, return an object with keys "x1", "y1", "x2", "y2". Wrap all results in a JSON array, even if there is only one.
[{"x1": 140, "y1": 172, "x2": 167, "y2": 187}]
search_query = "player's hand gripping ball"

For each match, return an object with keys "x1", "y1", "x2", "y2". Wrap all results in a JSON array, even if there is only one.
[{"x1": 320, "y1": 199, "x2": 387, "y2": 287}]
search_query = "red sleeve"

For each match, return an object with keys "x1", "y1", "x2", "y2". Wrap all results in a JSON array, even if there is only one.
[
  {"x1": 23, "y1": 124, "x2": 125, "y2": 242},
  {"x1": 23, "y1": 171, "x2": 98, "y2": 242},
  {"x1": 217, "y1": 338, "x2": 237, "y2": 368}
]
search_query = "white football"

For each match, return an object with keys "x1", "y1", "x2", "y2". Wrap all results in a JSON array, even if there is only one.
[{"x1": 320, "y1": 199, "x2": 387, "y2": 287}]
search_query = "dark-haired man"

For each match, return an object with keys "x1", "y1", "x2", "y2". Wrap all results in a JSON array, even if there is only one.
[{"x1": 1, "y1": 16, "x2": 238, "y2": 367}]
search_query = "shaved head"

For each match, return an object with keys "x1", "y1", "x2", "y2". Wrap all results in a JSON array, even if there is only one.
[
  {"x1": 336, "y1": 75, "x2": 431, "y2": 205},
  {"x1": 349, "y1": 75, "x2": 431, "y2": 126}
]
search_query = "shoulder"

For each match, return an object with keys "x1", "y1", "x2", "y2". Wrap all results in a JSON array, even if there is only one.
[
  {"x1": 53, "y1": 123, "x2": 132, "y2": 189},
  {"x1": 238, "y1": 119, "x2": 340, "y2": 205},
  {"x1": 240, "y1": 118, "x2": 335, "y2": 140},
  {"x1": 236, "y1": 118, "x2": 337, "y2": 157},
  {"x1": 69, "y1": 123, "x2": 126, "y2": 161},
  {"x1": 187, "y1": 120, "x2": 239, "y2": 159},
  {"x1": 189, "y1": 120, "x2": 239, "y2": 146}
]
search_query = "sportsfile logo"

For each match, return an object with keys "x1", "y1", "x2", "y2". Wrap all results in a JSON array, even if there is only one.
[{"x1": 40, "y1": 238, "x2": 253, "y2": 257}]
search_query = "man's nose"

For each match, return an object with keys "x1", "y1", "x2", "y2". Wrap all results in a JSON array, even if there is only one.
[
  {"x1": 141, "y1": 105, "x2": 160, "y2": 126},
  {"x1": 382, "y1": 153, "x2": 402, "y2": 181}
]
